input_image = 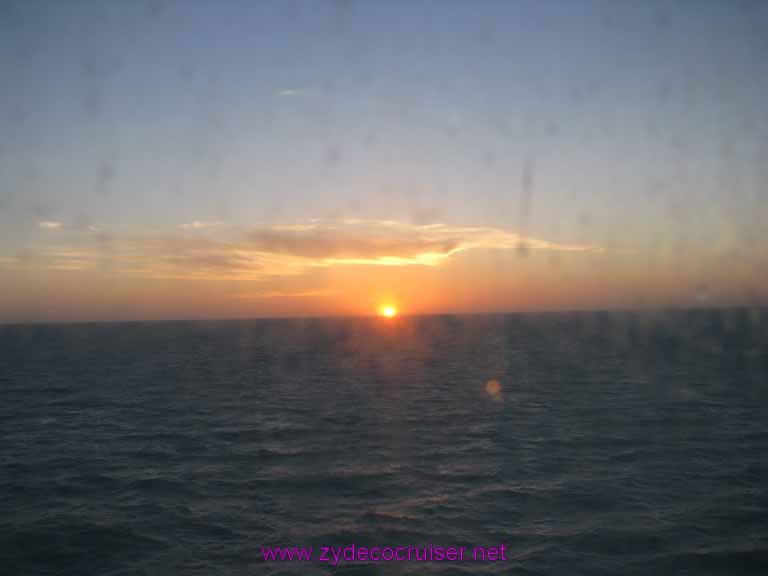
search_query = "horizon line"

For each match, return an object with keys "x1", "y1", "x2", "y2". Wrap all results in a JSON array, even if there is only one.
[{"x1": 0, "y1": 303, "x2": 764, "y2": 328}]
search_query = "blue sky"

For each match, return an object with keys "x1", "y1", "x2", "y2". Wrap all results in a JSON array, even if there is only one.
[{"x1": 1, "y1": 0, "x2": 767, "y2": 320}]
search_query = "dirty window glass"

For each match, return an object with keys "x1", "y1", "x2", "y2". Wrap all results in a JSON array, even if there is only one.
[{"x1": 1, "y1": 2, "x2": 766, "y2": 575}]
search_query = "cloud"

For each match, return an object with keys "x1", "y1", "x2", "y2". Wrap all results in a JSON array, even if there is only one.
[
  {"x1": 162, "y1": 252, "x2": 257, "y2": 272},
  {"x1": 179, "y1": 220, "x2": 224, "y2": 230},
  {"x1": 39, "y1": 248, "x2": 99, "y2": 271},
  {"x1": 37, "y1": 220, "x2": 104, "y2": 234},
  {"x1": 245, "y1": 219, "x2": 600, "y2": 267},
  {"x1": 38, "y1": 220, "x2": 64, "y2": 230},
  {"x1": 246, "y1": 226, "x2": 461, "y2": 261},
  {"x1": 235, "y1": 289, "x2": 336, "y2": 300},
  {"x1": 277, "y1": 89, "x2": 299, "y2": 97},
  {"x1": 17, "y1": 219, "x2": 601, "y2": 280},
  {"x1": 116, "y1": 235, "x2": 266, "y2": 280}
]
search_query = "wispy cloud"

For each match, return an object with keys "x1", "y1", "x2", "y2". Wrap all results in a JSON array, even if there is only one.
[
  {"x1": 116, "y1": 235, "x2": 266, "y2": 280},
  {"x1": 277, "y1": 89, "x2": 299, "y2": 97},
  {"x1": 36, "y1": 220, "x2": 103, "y2": 233},
  {"x1": 17, "y1": 219, "x2": 601, "y2": 280},
  {"x1": 246, "y1": 226, "x2": 461, "y2": 261},
  {"x1": 38, "y1": 220, "x2": 64, "y2": 230},
  {"x1": 245, "y1": 220, "x2": 600, "y2": 267},
  {"x1": 235, "y1": 289, "x2": 336, "y2": 300},
  {"x1": 179, "y1": 220, "x2": 224, "y2": 230},
  {"x1": 40, "y1": 248, "x2": 99, "y2": 271}
]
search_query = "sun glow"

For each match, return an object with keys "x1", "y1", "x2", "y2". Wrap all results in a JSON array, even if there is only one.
[{"x1": 380, "y1": 305, "x2": 398, "y2": 318}]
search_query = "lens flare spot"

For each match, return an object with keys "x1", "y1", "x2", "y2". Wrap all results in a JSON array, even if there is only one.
[{"x1": 485, "y1": 379, "x2": 503, "y2": 400}]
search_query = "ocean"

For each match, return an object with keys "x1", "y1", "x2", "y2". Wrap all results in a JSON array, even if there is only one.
[{"x1": 2, "y1": 309, "x2": 767, "y2": 575}]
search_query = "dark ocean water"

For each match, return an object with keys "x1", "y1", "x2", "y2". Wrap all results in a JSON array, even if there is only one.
[{"x1": 2, "y1": 309, "x2": 767, "y2": 575}]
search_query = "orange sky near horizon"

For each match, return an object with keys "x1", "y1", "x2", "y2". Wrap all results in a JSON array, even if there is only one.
[{"x1": 1, "y1": 218, "x2": 764, "y2": 323}]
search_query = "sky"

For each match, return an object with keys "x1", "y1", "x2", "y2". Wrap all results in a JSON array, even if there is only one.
[{"x1": 1, "y1": 0, "x2": 767, "y2": 322}]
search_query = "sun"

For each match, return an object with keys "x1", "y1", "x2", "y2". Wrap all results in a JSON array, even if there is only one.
[{"x1": 379, "y1": 305, "x2": 398, "y2": 318}]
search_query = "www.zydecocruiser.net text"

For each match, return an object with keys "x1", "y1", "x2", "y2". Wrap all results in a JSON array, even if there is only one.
[{"x1": 262, "y1": 544, "x2": 509, "y2": 566}]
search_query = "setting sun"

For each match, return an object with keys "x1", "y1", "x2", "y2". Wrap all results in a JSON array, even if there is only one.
[{"x1": 380, "y1": 305, "x2": 398, "y2": 318}]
